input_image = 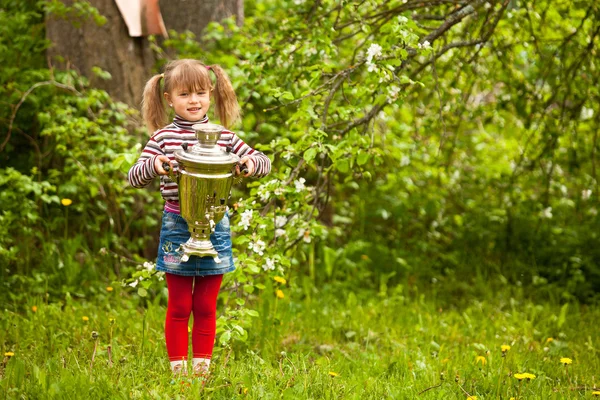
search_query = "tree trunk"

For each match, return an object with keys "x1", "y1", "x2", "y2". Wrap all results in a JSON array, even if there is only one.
[{"x1": 46, "y1": 0, "x2": 243, "y2": 106}]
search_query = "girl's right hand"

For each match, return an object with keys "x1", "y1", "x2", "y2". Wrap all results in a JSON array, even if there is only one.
[{"x1": 155, "y1": 155, "x2": 172, "y2": 175}]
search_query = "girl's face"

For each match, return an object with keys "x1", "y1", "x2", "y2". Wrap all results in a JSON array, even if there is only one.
[{"x1": 165, "y1": 86, "x2": 210, "y2": 122}]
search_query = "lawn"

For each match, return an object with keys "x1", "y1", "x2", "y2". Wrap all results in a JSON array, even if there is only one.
[{"x1": 1, "y1": 281, "x2": 599, "y2": 399}]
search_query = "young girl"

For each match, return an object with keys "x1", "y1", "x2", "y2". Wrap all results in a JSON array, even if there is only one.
[{"x1": 128, "y1": 59, "x2": 271, "y2": 376}]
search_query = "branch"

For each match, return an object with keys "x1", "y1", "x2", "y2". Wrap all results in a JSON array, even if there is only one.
[{"x1": 1, "y1": 81, "x2": 81, "y2": 153}]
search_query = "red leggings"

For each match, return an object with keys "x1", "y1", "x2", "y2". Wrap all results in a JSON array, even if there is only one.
[{"x1": 165, "y1": 273, "x2": 223, "y2": 361}]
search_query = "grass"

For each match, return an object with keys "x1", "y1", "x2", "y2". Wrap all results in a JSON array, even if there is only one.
[{"x1": 1, "y1": 280, "x2": 599, "y2": 399}]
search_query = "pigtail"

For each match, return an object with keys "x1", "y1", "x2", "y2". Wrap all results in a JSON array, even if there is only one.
[
  {"x1": 209, "y1": 65, "x2": 241, "y2": 129},
  {"x1": 141, "y1": 74, "x2": 167, "y2": 133}
]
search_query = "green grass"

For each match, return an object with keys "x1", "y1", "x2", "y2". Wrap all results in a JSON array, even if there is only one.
[{"x1": 1, "y1": 282, "x2": 599, "y2": 399}]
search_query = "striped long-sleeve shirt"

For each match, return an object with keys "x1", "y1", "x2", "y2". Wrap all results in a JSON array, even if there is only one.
[{"x1": 128, "y1": 115, "x2": 271, "y2": 213}]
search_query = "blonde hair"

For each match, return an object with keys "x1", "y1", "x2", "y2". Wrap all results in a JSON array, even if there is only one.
[{"x1": 141, "y1": 59, "x2": 241, "y2": 132}]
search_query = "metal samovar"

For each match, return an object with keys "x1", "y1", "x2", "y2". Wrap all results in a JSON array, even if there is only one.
[{"x1": 164, "y1": 123, "x2": 244, "y2": 263}]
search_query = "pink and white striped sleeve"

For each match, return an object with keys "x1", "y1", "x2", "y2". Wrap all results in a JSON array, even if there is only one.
[
  {"x1": 230, "y1": 134, "x2": 271, "y2": 177},
  {"x1": 127, "y1": 136, "x2": 164, "y2": 188}
]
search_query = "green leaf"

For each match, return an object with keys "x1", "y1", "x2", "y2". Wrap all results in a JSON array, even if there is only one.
[{"x1": 304, "y1": 147, "x2": 318, "y2": 163}]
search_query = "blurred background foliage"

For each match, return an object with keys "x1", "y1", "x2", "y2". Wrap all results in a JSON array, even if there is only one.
[{"x1": 1, "y1": 0, "x2": 599, "y2": 327}]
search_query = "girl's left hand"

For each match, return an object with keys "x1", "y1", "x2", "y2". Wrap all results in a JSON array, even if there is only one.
[{"x1": 237, "y1": 156, "x2": 254, "y2": 177}]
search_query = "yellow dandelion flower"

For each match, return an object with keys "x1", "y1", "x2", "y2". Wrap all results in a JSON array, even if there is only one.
[
  {"x1": 475, "y1": 356, "x2": 487, "y2": 366},
  {"x1": 4, "y1": 352, "x2": 14, "y2": 357},
  {"x1": 501, "y1": 344, "x2": 511, "y2": 352},
  {"x1": 514, "y1": 373, "x2": 526, "y2": 381},
  {"x1": 31, "y1": 305, "x2": 38, "y2": 313},
  {"x1": 243, "y1": 388, "x2": 248, "y2": 394},
  {"x1": 328, "y1": 371, "x2": 339, "y2": 377},
  {"x1": 61, "y1": 198, "x2": 73, "y2": 206},
  {"x1": 273, "y1": 276, "x2": 287, "y2": 284},
  {"x1": 82, "y1": 316, "x2": 89, "y2": 322},
  {"x1": 467, "y1": 396, "x2": 477, "y2": 400},
  {"x1": 523, "y1": 373, "x2": 536, "y2": 380},
  {"x1": 592, "y1": 391, "x2": 600, "y2": 396},
  {"x1": 109, "y1": 317, "x2": 116, "y2": 324},
  {"x1": 106, "y1": 286, "x2": 113, "y2": 292},
  {"x1": 560, "y1": 357, "x2": 572, "y2": 365},
  {"x1": 546, "y1": 337, "x2": 554, "y2": 343},
  {"x1": 276, "y1": 289, "x2": 285, "y2": 299}
]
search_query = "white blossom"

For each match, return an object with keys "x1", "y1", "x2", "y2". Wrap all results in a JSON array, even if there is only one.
[
  {"x1": 276, "y1": 216, "x2": 287, "y2": 228},
  {"x1": 248, "y1": 239, "x2": 266, "y2": 256},
  {"x1": 388, "y1": 85, "x2": 401, "y2": 100},
  {"x1": 418, "y1": 40, "x2": 431, "y2": 50},
  {"x1": 263, "y1": 257, "x2": 276, "y2": 271},
  {"x1": 400, "y1": 155, "x2": 411, "y2": 166},
  {"x1": 397, "y1": 16, "x2": 408, "y2": 24},
  {"x1": 366, "y1": 43, "x2": 383, "y2": 64},
  {"x1": 275, "y1": 229, "x2": 286, "y2": 238},
  {"x1": 143, "y1": 261, "x2": 154, "y2": 272},
  {"x1": 582, "y1": 189, "x2": 592, "y2": 200},
  {"x1": 128, "y1": 280, "x2": 139, "y2": 288},
  {"x1": 581, "y1": 106, "x2": 594, "y2": 120},
  {"x1": 540, "y1": 207, "x2": 553, "y2": 219},
  {"x1": 240, "y1": 209, "x2": 253, "y2": 230},
  {"x1": 274, "y1": 187, "x2": 285, "y2": 196},
  {"x1": 294, "y1": 177, "x2": 306, "y2": 192}
]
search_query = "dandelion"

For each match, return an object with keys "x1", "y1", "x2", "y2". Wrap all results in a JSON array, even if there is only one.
[
  {"x1": 91, "y1": 331, "x2": 99, "y2": 340},
  {"x1": 4, "y1": 352, "x2": 14, "y2": 357},
  {"x1": 467, "y1": 396, "x2": 477, "y2": 400},
  {"x1": 276, "y1": 289, "x2": 285, "y2": 299},
  {"x1": 82, "y1": 316, "x2": 89, "y2": 322},
  {"x1": 501, "y1": 344, "x2": 511, "y2": 353},
  {"x1": 61, "y1": 198, "x2": 73, "y2": 206},
  {"x1": 274, "y1": 276, "x2": 287, "y2": 284},
  {"x1": 514, "y1": 373, "x2": 526, "y2": 381},
  {"x1": 522, "y1": 373, "x2": 536, "y2": 381},
  {"x1": 109, "y1": 317, "x2": 116, "y2": 325},
  {"x1": 106, "y1": 286, "x2": 114, "y2": 292},
  {"x1": 328, "y1": 371, "x2": 339, "y2": 377},
  {"x1": 475, "y1": 356, "x2": 487, "y2": 366},
  {"x1": 560, "y1": 357, "x2": 572, "y2": 365},
  {"x1": 546, "y1": 337, "x2": 554, "y2": 343},
  {"x1": 31, "y1": 305, "x2": 37, "y2": 313}
]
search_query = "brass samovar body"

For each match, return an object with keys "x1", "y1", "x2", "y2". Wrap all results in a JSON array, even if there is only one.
[{"x1": 166, "y1": 123, "x2": 240, "y2": 263}]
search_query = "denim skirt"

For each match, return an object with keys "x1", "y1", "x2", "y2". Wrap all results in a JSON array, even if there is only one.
[{"x1": 156, "y1": 210, "x2": 236, "y2": 276}]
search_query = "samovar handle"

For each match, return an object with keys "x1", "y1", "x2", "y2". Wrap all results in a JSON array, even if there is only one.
[{"x1": 162, "y1": 162, "x2": 178, "y2": 182}]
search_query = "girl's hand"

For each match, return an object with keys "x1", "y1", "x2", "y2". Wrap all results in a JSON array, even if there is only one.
[
  {"x1": 155, "y1": 155, "x2": 172, "y2": 175},
  {"x1": 236, "y1": 156, "x2": 254, "y2": 177}
]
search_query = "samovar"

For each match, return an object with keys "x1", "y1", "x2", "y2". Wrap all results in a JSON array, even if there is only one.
[{"x1": 163, "y1": 123, "x2": 245, "y2": 263}]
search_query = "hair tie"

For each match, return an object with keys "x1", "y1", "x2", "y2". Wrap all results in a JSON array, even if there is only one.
[
  {"x1": 206, "y1": 66, "x2": 212, "y2": 71},
  {"x1": 160, "y1": 73, "x2": 164, "y2": 78}
]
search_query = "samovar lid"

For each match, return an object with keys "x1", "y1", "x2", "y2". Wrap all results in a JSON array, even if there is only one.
[{"x1": 174, "y1": 123, "x2": 240, "y2": 166}]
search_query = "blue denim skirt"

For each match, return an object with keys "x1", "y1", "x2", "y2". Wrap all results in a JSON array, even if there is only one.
[{"x1": 156, "y1": 211, "x2": 235, "y2": 276}]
